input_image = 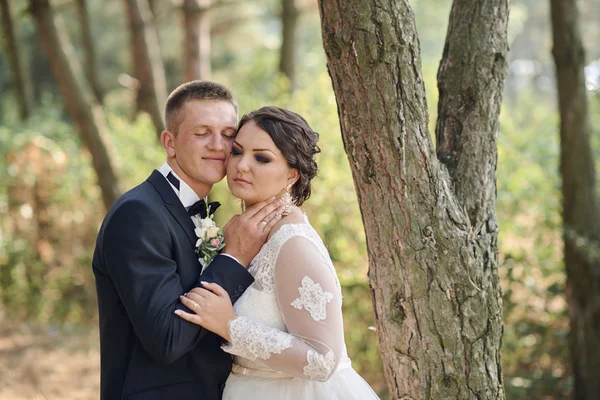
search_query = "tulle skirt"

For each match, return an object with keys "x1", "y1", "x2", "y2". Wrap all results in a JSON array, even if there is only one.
[{"x1": 223, "y1": 366, "x2": 380, "y2": 400}]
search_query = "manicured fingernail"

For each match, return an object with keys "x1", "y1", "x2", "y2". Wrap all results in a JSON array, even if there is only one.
[
  {"x1": 182, "y1": 292, "x2": 187, "y2": 297},
  {"x1": 200, "y1": 281, "x2": 208, "y2": 285},
  {"x1": 174, "y1": 310, "x2": 182, "y2": 315}
]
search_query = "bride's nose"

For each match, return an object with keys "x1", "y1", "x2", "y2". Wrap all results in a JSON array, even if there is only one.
[{"x1": 236, "y1": 156, "x2": 250, "y2": 173}]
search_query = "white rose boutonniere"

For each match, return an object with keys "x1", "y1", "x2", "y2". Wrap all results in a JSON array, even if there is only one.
[{"x1": 190, "y1": 198, "x2": 225, "y2": 271}]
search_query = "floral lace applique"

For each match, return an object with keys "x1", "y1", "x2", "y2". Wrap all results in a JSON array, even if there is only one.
[
  {"x1": 291, "y1": 276, "x2": 333, "y2": 321},
  {"x1": 303, "y1": 349, "x2": 336, "y2": 381},
  {"x1": 222, "y1": 316, "x2": 293, "y2": 361}
]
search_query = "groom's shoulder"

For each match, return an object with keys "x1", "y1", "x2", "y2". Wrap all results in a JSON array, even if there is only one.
[
  {"x1": 113, "y1": 180, "x2": 156, "y2": 207},
  {"x1": 103, "y1": 177, "x2": 163, "y2": 221}
]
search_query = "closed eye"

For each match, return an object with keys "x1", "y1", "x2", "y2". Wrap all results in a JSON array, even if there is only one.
[
  {"x1": 230, "y1": 147, "x2": 242, "y2": 156},
  {"x1": 255, "y1": 155, "x2": 271, "y2": 163}
]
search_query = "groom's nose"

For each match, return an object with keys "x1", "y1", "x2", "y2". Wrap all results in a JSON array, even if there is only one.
[{"x1": 206, "y1": 133, "x2": 225, "y2": 151}]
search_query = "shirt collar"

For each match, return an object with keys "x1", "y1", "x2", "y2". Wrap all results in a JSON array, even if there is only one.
[{"x1": 158, "y1": 162, "x2": 201, "y2": 209}]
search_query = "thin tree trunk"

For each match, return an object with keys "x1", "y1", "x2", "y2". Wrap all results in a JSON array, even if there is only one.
[
  {"x1": 319, "y1": 1, "x2": 508, "y2": 398},
  {"x1": 29, "y1": 0, "x2": 121, "y2": 211},
  {"x1": 550, "y1": 1, "x2": 600, "y2": 398},
  {"x1": 75, "y1": 0, "x2": 103, "y2": 104},
  {"x1": 279, "y1": 0, "x2": 298, "y2": 93},
  {"x1": 123, "y1": 0, "x2": 167, "y2": 138},
  {"x1": 182, "y1": 0, "x2": 212, "y2": 82},
  {"x1": 436, "y1": 0, "x2": 508, "y2": 229},
  {"x1": 1, "y1": 0, "x2": 31, "y2": 120}
]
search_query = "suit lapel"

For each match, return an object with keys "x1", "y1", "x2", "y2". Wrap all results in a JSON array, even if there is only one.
[{"x1": 147, "y1": 170, "x2": 197, "y2": 246}]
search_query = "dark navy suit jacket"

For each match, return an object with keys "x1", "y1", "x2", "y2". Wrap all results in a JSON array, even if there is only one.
[{"x1": 92, "y1": 170, "x2": 254, "y2": 400}]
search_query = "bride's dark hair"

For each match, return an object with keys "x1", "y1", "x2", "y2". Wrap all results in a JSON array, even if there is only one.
[{"x1": 237, "y1": 106, "x2": 320, "y2": 206}]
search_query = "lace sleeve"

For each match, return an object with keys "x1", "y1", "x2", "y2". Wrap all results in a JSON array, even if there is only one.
[{"x1": 221, "y1": 235, "x2": 344, "y2": 381}]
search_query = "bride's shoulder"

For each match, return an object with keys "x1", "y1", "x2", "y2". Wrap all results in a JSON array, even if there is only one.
[{"x1": 267, "y1": 207, "x2": 308, "y2": 241}]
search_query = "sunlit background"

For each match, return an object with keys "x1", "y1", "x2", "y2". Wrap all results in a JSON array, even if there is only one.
[{"x1": 1, "y1": 0, "x2": 599, "y2": 399}]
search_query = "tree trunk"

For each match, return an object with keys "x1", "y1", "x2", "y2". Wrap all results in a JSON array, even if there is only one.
[
  {"x1": 319, "y1": 1, "x2": 508, "y2": 398},
  {"x1": 1, "y1": 0, "x2": 31, "y2": 120},
  {"x1": 75, "y1": 0, "x2": 103, "y2": 104},
  {"x1": 182, "y1": 0, "x2": 212, "y2": 82},
  {"x1": 123, "y1": 0, "x2": 167, "y2": 138},
  {"x1": 29, "y1": 0, "x2": 121, "y2": 211},
  {"x1": 279, "y1": 0, "x2": 298, "y2": 93},
  {"x1": 550, "y1": 1, "x2": 600, "y2": 398}
]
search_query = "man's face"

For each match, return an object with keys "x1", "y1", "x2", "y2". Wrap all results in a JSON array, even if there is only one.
[{"x1": 168, "y1": 99, "x2": 237, "y2": 190}]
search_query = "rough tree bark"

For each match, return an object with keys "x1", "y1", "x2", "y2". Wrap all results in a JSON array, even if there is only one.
[
  {"x1": 279, "y1": 0, "x2": 298, "y2": 93},
  {"x1": 75, "y1": 0, "x2": 103, "y2": 103},
  {"x1": 29, "y1": 0, "x2": 121, "y2": 211},
  {"x1": 123, "y1": 0, "x2": 167, "y2": 138},
  {"x1": 319, "y1": 1, "x2": 508, "y2": 398},
  {"x1": 182, "y1": 0, "x2": 212, "y2": 82},
  {"x1": 550, "y1": 1, "x2": 600, "y2": 398},
  {"x1": 1, "y1": 0, "x2": 31, "y2": 120}
]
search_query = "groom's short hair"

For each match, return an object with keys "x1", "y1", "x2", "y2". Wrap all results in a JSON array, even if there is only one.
[{"x1": 165, "y1": 81, "x2": 238, "y2": 135}]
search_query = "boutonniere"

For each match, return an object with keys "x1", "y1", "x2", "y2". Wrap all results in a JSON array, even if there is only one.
[{"x1": 190, "y1": 198, "x2": 225, "y2": 271}]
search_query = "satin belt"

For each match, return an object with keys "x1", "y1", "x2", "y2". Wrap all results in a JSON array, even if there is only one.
[
  {"x1": 231, "y1": 361, "x2": 352, "y2": 380},
  {"x1": 231, "y1": 364, "x2": 294, "y2": 379}
]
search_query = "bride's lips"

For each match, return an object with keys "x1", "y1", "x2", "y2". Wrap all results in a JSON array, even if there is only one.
[{"x1": 234, "y1": 177, "x2": 251, "y2": 185}]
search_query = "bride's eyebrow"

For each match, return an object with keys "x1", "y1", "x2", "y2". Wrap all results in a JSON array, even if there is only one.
[
  {"x1": 233, "y1": 141, "x2": 275, "y2": 155},
  {"x1": 252, "y1": 148, "x2": 276, "y2": 155}
]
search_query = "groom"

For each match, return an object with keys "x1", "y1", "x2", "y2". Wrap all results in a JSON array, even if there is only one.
[{"x1": 92, "y1": 81, "x2": 282, "y2": 400}]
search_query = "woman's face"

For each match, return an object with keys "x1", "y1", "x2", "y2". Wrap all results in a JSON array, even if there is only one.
[{"x1": 226, "y1": 120, "x2": 297, "y2": 206}]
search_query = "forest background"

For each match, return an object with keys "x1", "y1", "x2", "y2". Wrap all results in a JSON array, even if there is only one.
[{"x1": 1, "y1": 0, "x2": 599, "y2": 399}]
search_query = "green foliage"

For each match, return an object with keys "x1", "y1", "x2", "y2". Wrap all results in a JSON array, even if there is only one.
[
  {"x1": 497, "y1": 91, "x2": 571, "y2": 399},
  {"x1": 0, "y1": 98, "x2": 101, "y2": 324}
]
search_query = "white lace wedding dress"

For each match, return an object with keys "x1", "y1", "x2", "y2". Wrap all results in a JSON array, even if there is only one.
[{"x1": 221, "y1": 216, "x2": 380, "y2": 399}]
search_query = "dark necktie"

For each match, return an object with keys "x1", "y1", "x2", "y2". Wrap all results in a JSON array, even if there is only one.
[{"x1": 187, "y1": 199, "x2": 222, "y2": 218}]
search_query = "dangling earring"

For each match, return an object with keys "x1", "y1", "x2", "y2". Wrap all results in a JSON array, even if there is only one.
[
  {"x1": 281, "y1": 183, "x2": 294, "y2": 216},
  {"x1": 240, "y1": 199, "x2": 246, "y2": 213}
]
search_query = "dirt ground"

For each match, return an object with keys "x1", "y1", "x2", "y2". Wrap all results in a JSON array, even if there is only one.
[
  {"x1": 0, "y1": 323, "x2": 100, "y2": 400},
  {"x1": 0, "y1": 323, "x2": 388, "y2": 399}
]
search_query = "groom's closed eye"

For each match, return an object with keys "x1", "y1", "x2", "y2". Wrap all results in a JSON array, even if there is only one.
[{"x1": 222, "y1": 130, "x2": 236, "y2": 140}]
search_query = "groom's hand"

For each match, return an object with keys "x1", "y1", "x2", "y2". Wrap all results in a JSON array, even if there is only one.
[{"x1": 221, "y1": 197, "x2": 283, "y2": 267}]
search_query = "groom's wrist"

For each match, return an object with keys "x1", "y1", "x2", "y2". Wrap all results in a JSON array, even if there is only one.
[
  {"x1": 220, "y1": 253, "x2": 242, "y2": 266},
  {"x1": 221, "y1": 250, "x2": 249, "y2": 267}
]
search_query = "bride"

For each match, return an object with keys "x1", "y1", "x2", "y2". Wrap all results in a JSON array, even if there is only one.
[{"x1": 175, "y1": 106, "x2": 380, "y2": 399}]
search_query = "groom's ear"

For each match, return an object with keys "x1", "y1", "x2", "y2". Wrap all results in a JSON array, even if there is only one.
[{"x1": 161, "y1": 130, "x2": 177, "y2": 157}]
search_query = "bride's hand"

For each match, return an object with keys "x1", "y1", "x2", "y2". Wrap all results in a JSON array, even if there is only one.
[{"x1": 175, "y1": 282, "x2": 235, "y2": 341}]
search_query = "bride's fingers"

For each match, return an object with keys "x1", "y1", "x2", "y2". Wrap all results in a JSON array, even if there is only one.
[
  {"x1": 200, "y1": 281, "x2": 228, "y2": 298},
  {"x1": 179, "y1": 294, "x2": 203, "y2": 313},
  {"x1": 174, "y1": 309, "x2": 203, "y2": 325},
  {"x1": 189, "y1": 287, "x2": 213, "y2": 299},
  {"x1": 185, "y1": 290, "x2": 209, "y2": 304}
]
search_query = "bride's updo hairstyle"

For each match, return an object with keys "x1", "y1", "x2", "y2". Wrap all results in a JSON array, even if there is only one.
[{"x1": 237, "y1": 106, "x2": 320, "y2": 206}]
